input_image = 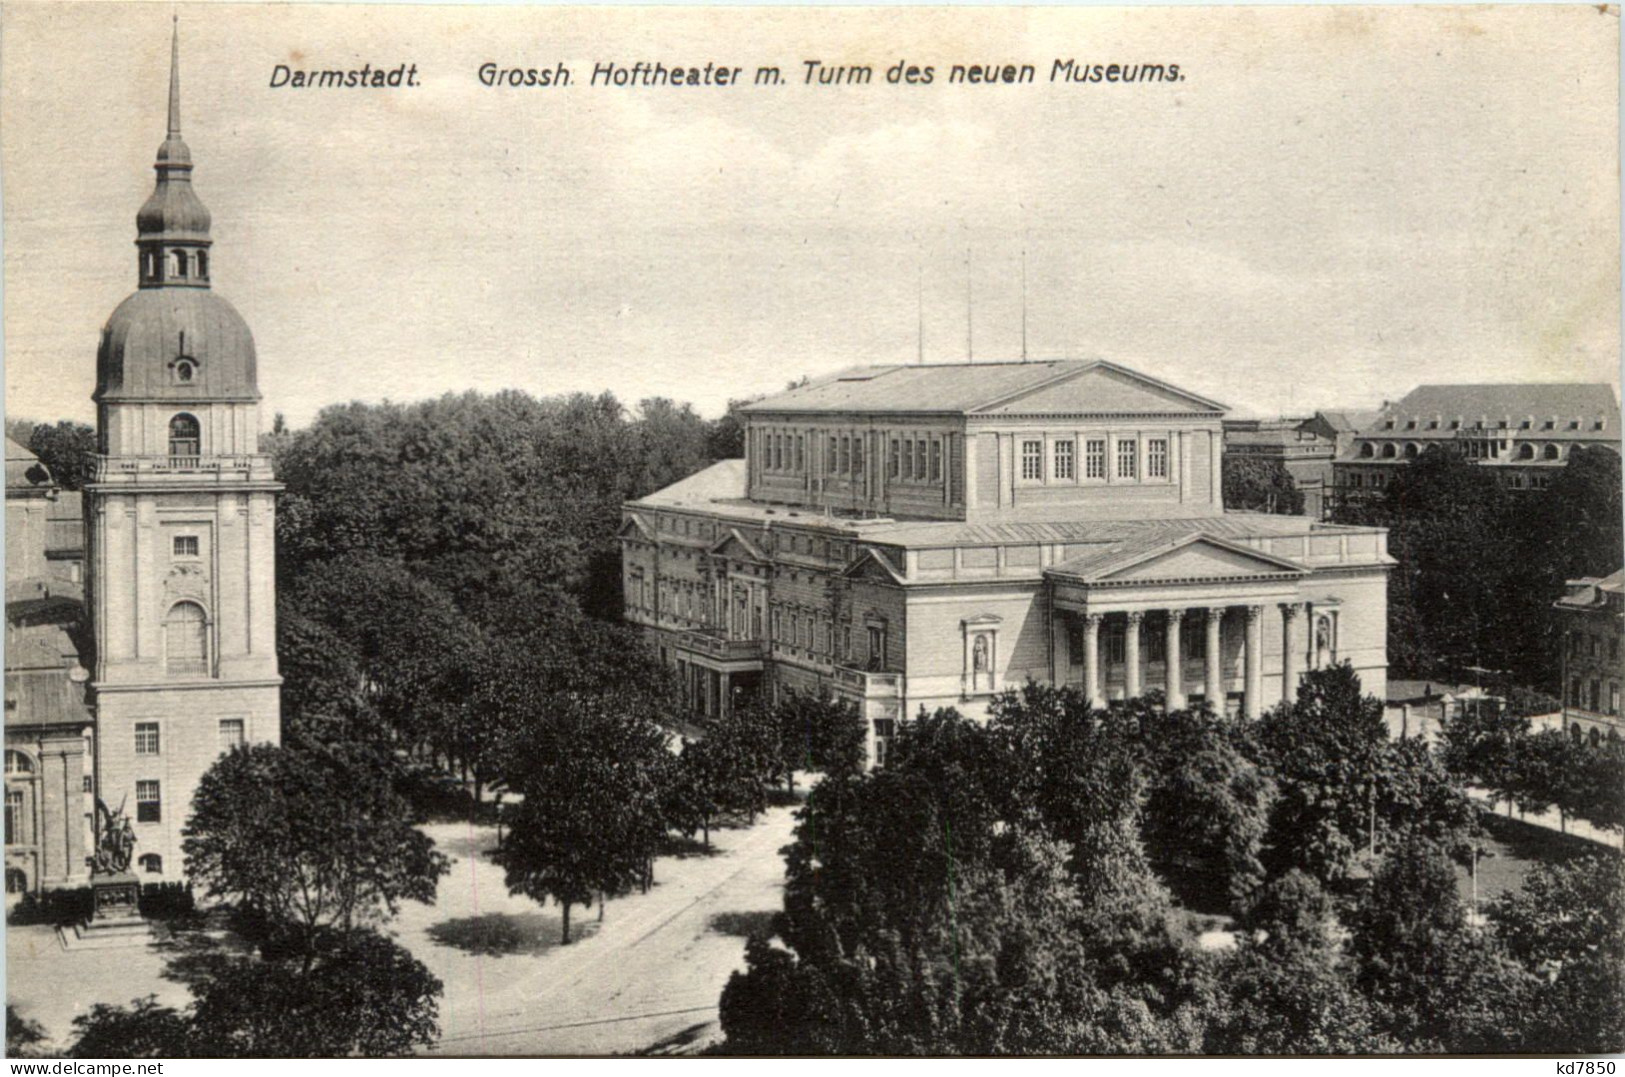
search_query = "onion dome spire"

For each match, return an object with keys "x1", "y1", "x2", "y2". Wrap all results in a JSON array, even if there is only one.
[{"x1": 135, "y1": 17, "x2": 212, "y2": 286}]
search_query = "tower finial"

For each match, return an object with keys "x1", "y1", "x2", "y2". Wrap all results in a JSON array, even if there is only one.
[{"x1": 168, "y1": 16, "x2": 182, "y2": 140}]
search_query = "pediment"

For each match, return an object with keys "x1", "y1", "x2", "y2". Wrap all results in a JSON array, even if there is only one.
[
  {"x1": 618, "y1": 514, "x2": 655, "y2": 542},
  {"x1": 709, "y1": 528, "x2": 767, "y2": 563},
  {"x1": 1055, "y1": 533, "x2": 1306, "y2": 585},
  {"x1": 975, "y1": 362, "x2": 1226, "y2": 416},
  {"x1": 842, "y1": 546, "x2": 905, "y2": 584}
]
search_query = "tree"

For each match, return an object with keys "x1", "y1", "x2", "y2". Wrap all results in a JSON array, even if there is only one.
[
  {"x1": 775, "y1": 689, "x2": 868, "y2": 787},
  {"x1": 1136, "y1": 703, "x2": 1275, "y2": 908},
  {"x1": 1256, "y1": 665, "x2": 1476, "y2": 885},
  {"x1": 705, "y1": 396, "x2": 761, "y2": 460},
  {"x1": 1489, "y1": 854, "x2": 1625, "y2": 1053},
  {"x1": 1436, "y1": 700, "x2": 1531, "y2": 814},
  {"x1": 68, "y1": 997, "x2": 193, "y2": 1059},
  {"x1": 184, "y1": 929, "x2": 442, "y2": 1057},
  {"x1": 1223, "y1": 455, "x2": 1304, "y2": 515},
  {"x1": 1350, "y1": 835, "x2": 1538, "y2": 1052},
  {"x1": 6, "y1": 1005, "x2": 47, "y2": 1058},
  {"x1": 495, "y1": 689, "x2": 672, "y2": 944},
  {"x1": 26, "y1": 420, "x2": 96, "y2": 491},
  {"x1": 182, "y1": 743, "x2": 449, "y2": 962}
]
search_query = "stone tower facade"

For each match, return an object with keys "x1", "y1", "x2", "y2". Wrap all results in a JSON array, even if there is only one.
[{"x1": 84, "y1": 24, "x2": 281, "y2": 880}]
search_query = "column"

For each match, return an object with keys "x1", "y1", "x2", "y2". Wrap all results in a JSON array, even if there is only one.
[
  {"x1": 1124, "y1": 612, "x2": 1143, "y2": 699},
  {"x1": 1280, "y1": 602, "x2": 1303, "y2": 706},
  {"x1": 1083, "y1": 613, "x2": 1102, "y2": 706},
  {"x1": 1244, "y1": 605, "x2": 1264, "y2": 719},
  {"x1": 1165, "y1": 609, "x2": 1185, "y2": 710},
  {"x1": 1051, "y1": 608, "x2": 1070, "y2": 688},
  {"x1": 1205, "y1": 607, "x2": 1225, "y2": 710}
]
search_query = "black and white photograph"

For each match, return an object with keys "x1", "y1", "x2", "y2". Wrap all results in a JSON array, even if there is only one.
[{"x1": 0, "y1": 1, "x2": 1620, "y2": 1060}]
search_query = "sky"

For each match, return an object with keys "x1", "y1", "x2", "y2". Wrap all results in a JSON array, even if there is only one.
[{"x1": 1, "y1": 3, "x2": 1619, "y2": 431}]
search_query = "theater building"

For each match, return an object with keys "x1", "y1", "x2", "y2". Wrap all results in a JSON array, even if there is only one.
[{"x1": 622, "y1": 360, "x2": 1393, "y2": 761}]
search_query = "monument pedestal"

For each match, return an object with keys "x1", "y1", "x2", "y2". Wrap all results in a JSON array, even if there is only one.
[{"x1": 60, "y1": 873, "x2": 153, "y2": 950}]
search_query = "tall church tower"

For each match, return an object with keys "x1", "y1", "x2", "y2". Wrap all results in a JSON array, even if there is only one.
[{"x1": 86, "y1": 23, "x2": 281, "y2": 879}]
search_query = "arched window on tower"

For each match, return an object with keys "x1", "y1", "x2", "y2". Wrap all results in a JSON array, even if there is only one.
[
  {"x1": 165, "y1": 601, "x2": 209, "y2": 675},
  {"x1": 168, "y1": 414, "x2": 200, "y2": 460},
  {"x1": 196, "y1": 250, "x2": 208, "y2": 278},
  {"x1": 171, "y1": 250, "x2": 188, "y2": 279}
]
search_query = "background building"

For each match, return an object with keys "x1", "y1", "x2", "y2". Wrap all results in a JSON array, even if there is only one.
[
  {"x1": 623, "y1": 360, "x2": 1393, "y2": 762},
  {"x1": 5, "y1": 440, "x2": 93, "y2": 898},
  {"x1": 1221, "y1": 416, "x2": 1344, "y2": 518},
  {"x1": 1333, "y1": 383, "x2": 1621, "y2": 498},
  {"x1": 81, "y1": 30, "x2": 281, "y2": 881},
  {"x1": 1555, "y1": 569, "x2": 1623, "y2": 745}
]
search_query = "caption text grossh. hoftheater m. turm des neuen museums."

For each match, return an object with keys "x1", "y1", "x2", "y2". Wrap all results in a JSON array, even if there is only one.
[{"x1": 267, "y1": 58, "x2": 1185, "y2": 90}]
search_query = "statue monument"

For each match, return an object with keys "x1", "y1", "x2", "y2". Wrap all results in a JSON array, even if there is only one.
[{"x1": 62, "y1": 799, "x2": 151, "y2": 949}]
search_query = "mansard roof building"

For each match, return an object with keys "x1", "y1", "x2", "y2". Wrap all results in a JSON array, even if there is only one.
[
  {"x1": 622, "y1": 359, "x2": 1394, "y2": 761},
  {"x1": 1334, "y1": 382, "x2": 1621, "y2": 497}
]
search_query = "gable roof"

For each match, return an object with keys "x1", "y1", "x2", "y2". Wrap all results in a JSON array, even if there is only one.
[
  {"x1": 1047, "y1": 531, "x2": 1307, "y2": 585},
  {"x1": 841, "y1": 545, "x2": 905, "y2": 584},
  {"x1": 710, "y1": 528, "x2": 768, "y2": 563},
  {"x1": 1372, "y1": 384, "x2": 1619, "y2": 430},
  {"x1": 739, "y1": 360, "x2": 1226, "y2": 417}
]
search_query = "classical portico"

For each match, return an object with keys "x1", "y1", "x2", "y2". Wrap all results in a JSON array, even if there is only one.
[{"x1": 1048, "y1": 533, "x2": 1317, "y2": 717}]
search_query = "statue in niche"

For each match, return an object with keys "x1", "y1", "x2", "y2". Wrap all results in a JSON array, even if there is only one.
[
  {"x1": 1315, "y1": 615, "x2": 1333, "y2": 668},
  {"x1": 971, "y1": 633, "x2": 990, "y2": 690}
]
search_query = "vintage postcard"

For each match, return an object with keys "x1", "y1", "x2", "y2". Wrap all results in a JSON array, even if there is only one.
[{"x1": 2, "y1": 1, "x2": 1620, "y2": 1061}]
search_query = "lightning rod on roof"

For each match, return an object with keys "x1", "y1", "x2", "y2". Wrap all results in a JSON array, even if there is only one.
[
  {"x1": 1021, "y1": 248, "x2": 1029, "y2": 363},
  {"x1": 966, "y1": 246, "x2": 974, "y2": 363}
]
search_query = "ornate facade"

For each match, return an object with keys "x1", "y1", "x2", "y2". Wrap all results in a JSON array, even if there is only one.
[
  {"x1": 82, "y1": 26, "x2": 282, "y2": 881},
  {"x1": 1555, "y1": 569, "x2": 1623, "y2": 744},
  {"x1": 623, "y1": 360, "x2": 1393, "y2": 762}
]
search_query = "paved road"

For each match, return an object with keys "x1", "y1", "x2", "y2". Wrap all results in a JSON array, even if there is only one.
[{"x1": 400, "y1": 805, "x2": 795, "y2": 1056}]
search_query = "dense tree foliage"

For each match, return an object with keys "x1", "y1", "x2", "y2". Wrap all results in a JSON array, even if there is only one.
[
  {"x1": 1222, "y1": 455, "x2": 1304, "y2": 515},
  {"x1": 67, "y1": 928, "x2": 443, "y2": 1058},
  {"x1": 1332, "y1": 443, "x2": 1622, "y2": 687},
  {"x1": 7, "y1": 1005, "x2": 47, "y2": 1058},
  {"x1": 272, "y1": 391, "x2": 728, "y2": 628},
  {"x1": 21, "y1": 420, "x2": 97, "y2": 491},
  {"x1": 718, "y1": 665, "x2": 1621, "y2": 1055},
  {"x1": 1440, "y1": 703, "x2": 1625, "y2": 837}
]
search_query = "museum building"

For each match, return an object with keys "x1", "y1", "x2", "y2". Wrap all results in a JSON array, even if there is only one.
[
  {"x1": 4, "y1": 28, "x2": 285, "y2": 891},
  {"x1": 621, "y1": 360, "x2": 1394, "y2": 762}
]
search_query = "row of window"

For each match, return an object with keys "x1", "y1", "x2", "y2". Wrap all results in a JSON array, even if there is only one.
[
  {"x1": 1359, "y1": 440, "x2": 1574, "y2": 461},
  {"x1": 759, "y1": 428, "x2": 951, "y2": 487},
  {"x1": 1569, "y1": 631, "x2": 1621, "y2": 661},
  {"x1": 1384, "y1": 416, "x2": 1606, "y2": 432},
  {"x1": 142, "y1": 248, "x2": 209, "y2": 280},
  {"x1": 768, "y1": 606, "x2": 887, "y2": 668},
  {"x1": 1568, "y1": 677, "x2": 1622, "y2": 717},
  {"x1": 134, "y1": 719, "x2": 246, "y2": 756},
  {"x1": 1021, "y1": 436, "x2": 1169, "y2": 484}
]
